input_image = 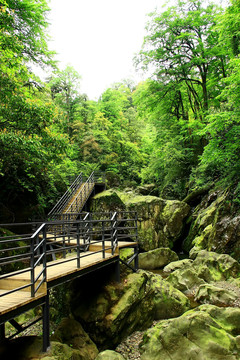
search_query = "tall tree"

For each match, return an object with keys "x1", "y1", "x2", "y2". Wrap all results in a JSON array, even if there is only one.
[{"x1": 137, "y1": 0, "x2": 226, "y2": 116}]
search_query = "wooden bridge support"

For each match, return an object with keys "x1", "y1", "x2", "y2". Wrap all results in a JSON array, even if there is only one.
[{"x1": 0, "y1": 324, "x2": 5, "y2": 341}]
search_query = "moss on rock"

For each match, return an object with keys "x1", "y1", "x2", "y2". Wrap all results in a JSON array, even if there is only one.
[
  {"x1": 51, "y1": 318, "x2": 98, "y2": 360},
  {"x1": 90, "y1": 190, "x2": 190, "y2": 252},
  {"x1": 71, "y1": 270, "x2": 189, "y2": 349},
  {"x1": 95, "y1": 350, "x2": 126, "y2": 360},
  {"x1": 140, "y1": 305, "x2": 240, "y2": 360},
  {"x1": 138, "y1": 248, "x2": 178, "y2": 270},
  {"x1": 195, "y1": 284, "x2": 238, "y2": 306}
]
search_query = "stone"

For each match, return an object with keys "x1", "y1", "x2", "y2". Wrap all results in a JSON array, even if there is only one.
[
  {"x1": 51, "y1": 318, "x2": 98, "y2": 360},
  {"x1": 0, "y1": 337, "x2": 84, "y2": 360},
  {"x1": 193, "y1": 250, "x2": 240, "y2": 282},
  {"x1": 195, "y1": 283, "x2": 238, "y2": 306},
  {"x1": 90, "y1": 190, "x2": 126, "y2": 213},
  {"x1": 163, "y1": 259, "x2": 193, "y2": 274},
  {"x1": 138, "y1": 248, "x2": 178, "y2": 270},
  {"x1": 95, "y1": 350, "x2": 126, "y2": 360},
  {"x1": 184, "y1": 190, "x2": 240, "y2": 260},
  {"x1": 166, "y1": 267, "x2": 205, "y2": 292},
  {"x1": 140, "y1": 305, "x2": 240, "y2": 360},
  {"x1": 71, "y1": 270, "x2": 189, "y2": 349},
  {"x1": 136, "y1": 184, "x2": 157, "y2": 196},
  {"x1": 42, "y1": 341, "x2": 83, "y2": 360},
  {"x1": 150, "y1": 272, "x2": 190, "y2": 320},
  {"x1": 90, "y1": 190, "x2": 190, "y2": 251}
]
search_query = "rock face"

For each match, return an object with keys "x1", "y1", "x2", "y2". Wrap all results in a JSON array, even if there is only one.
[
  {"x1": 71, "y1": 270, "x2": 190, "y2": 349},
  {"x1": 0, "y1": 337, "x2": 85, "y2": 360},
  {"x1": 192, "y1": 250, "x2": 240, "y2": 282},
  {"x1": 51, "y1": 318, "x2": 98, "y2": 360},
  {"x1": 140, "y1": 305, "x2": 240, "y2": 360},
  {"x1": 163, "y1": 259, "x2": 193, "y2": 274},
  {"x1": 90, "y1": 190, "x2": 190, "y2": 251},
  {"x1": 165, "y1": 250, "x2": 240, "y2": 308},
  {"x1": 184, "y1": 190, "x2": 240, "y2": 259},
  {"x1": 195, "y1": 283, "x2": 239, "y2": 306},
  {"x1": 138, "y1": 247, "x2": 178, "y2": 270}
]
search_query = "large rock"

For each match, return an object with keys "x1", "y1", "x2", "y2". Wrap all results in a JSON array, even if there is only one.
[
  {"x1": 167, "y1": 267, "x2": 205, "y2": 293},
  {"x1": 0, "y1": 337, "x2": 84, "y2": 360},
  {"x1": 51, "y1": 318, "x2": 98, "y2": 360},
  {"x1": 195, "y1": 283, "x2": 239, "y2": 307},
  {"x1": 184, "y1": 190, "x2": 240, "y2": 260},
  {"x1": 163, "y1": 259, "x2": 193, "y2": 274},
  {"x1": 166, "y1": 250, "x2": 240, "y2": 295},
  {"x1": 71, "y1": 270, "x2": 189, "y2": 349},
  {"x1": 138, "y1": 248, "x2": 178, "y2": 270},
  {"x1": 140, "y1": 305, "x2": 240, "y2": 360},
  {"x1": 193, "y1": 250, "x2": 240, "y2": 282},
  {"x1": 95, "y1": 350, "x2": 125, "y2": 360},
  {"x1": 90, "y1": 190, "x2": 190, "y2": 251}
]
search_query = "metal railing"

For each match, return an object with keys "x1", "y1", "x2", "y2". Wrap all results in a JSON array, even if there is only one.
[
  {"x1": 48, "y1": 171, "x2": 105, "y2": 220},
  {"x1": 48, "y1": 173, "x2": 84, "y2": 216},
  {"x1": 0, "y1": 224, "x2": 47, "y2": 298},
  {"x1": 0, "y1": 211, "x2": 138, "y2": 300},
  {"x1": 63, "y1": 172, "x2": 95, "y2": 214}
]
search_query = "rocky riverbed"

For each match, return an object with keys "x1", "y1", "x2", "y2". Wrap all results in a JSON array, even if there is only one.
[{"x1": 1, "y1": 188, "x2": 240, "y2": 359}]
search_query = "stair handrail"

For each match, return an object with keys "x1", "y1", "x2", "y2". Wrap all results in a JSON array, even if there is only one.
[
  {"x1": 64, "y1": 171, "x2": 95, "y2": 213},
  {"x1": 48, "y1": 173, "x2": 84, "y2": 216}
]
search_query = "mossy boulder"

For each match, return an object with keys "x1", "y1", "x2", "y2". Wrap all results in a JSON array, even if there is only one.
[
  {"x1": 167, "y1": 267, "x2": 205, "y2": 293},
  {"x1": 184, "y1": 190, "x2": 240, "y2": 259},
  {"x1": 140, "y1": 305, "x2": 240, "y2": 360},
  {"x1": 195, "y1": 283, "x2": 239, "y2": 307},
  {"x1": 90, "y1": 190, "x2": 190, "y2": 251},
  {"x1": 138, "y1": 248, "x2": 178, "y2": 270},
  {"x1": 193, "y1": 250, "x2": 240, "y2": 282},
  {"x1": 150, "y1": 272, "x2": 190, "y2": 320},
  {"x1": 0, "y1": 337, "x2": 84, "y2": 360},
  {"x1": 51, "y1": 318, "x2": 98, "y2": 360},
  {"x1": 163, "y1": 259, "x2": 193, "y2": 274},
  {"x1": 95, "y1": 350, "x2": 126, "y2": 360},
  {"x1": 90, "y1": 190, "x2": 126, "y2": 213},
  {"x1": 166, "y1": 250, "x2": 240, "y2": 294},
  {"x1": 71, "y1": 270, "x2": 189, "y2": 349}
]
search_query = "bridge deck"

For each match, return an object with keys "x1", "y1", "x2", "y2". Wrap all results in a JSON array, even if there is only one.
[{"x1": 0, "y1": 250, "x2": 119, "y2": 318}]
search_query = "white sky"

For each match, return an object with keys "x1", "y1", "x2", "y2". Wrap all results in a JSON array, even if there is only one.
[{"x1": 47, "y1": 0, "x2": 164, "y2": 100}]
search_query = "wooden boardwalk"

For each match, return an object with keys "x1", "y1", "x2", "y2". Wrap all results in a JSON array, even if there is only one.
[
  {"x1": 0, "y1": 212, "x2": 138, "y2": 351},
  {"x1": 0, "y1": 250, "x2": 118, "y2": 317}
]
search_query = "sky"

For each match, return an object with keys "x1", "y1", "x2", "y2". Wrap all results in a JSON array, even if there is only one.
[{"x1": 47, "y1": 0, "x2": 164, "y2": 100}]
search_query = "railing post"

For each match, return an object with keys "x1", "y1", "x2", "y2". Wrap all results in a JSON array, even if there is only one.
[
  {"x1": 30, "y1": 236, "x2": 35, "y2": 297},
  {"x1": 42, "y1": 290, "x2": 50, "y2": 352},
  {"x1": 76, "y1": 221, "x2": 80, "y2": 268},
  {"x1": 111, "y1": 212, "x2": 117, "y2": 255},
  {"x1": 135, "y1": 211, "x2": 138, "y2": 242},
  {"x1": 102, "y1": 220, "x2": 105, "y2": 259},
  {"x1": 42, "y1": 225, "x2": 47, "y2": 285}
]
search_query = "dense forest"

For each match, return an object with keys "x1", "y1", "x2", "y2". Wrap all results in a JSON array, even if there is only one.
[{"x1": 0, "y1": 0, "x2": 240, "y2": 221}]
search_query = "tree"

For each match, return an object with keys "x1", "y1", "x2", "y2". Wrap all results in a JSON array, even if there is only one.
[
  {"x1": 48, "y1": 66, "x2": 88, "y2": 136},
  {"x1": 0, "y1": 0, "x2": 53, "y2": 67},
  {"x1": 137, "y1": 0, "x2": 226, "y2": 115}
]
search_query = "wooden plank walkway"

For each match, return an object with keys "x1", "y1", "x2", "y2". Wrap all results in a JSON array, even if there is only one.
[{"x1": 0, "y1": 250, "x2": 119, "y2": 317}]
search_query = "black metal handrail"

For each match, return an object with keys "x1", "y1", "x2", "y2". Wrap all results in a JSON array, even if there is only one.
[
  {"x1": 48, "y1": 172, "x2": 84, "y2": 216},
  {"x1": 48, "y1": 171, "x2": 105, "y2": 218},
  {"x1": 0, "y1": 211, "x2": 138, "y2": 299},
  {"x1": 64, "y1": 172, "x2": 95, "y2": 214}
]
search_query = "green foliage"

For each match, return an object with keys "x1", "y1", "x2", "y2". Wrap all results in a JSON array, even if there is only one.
[
  {"x1": 193, "y1": 58, "x2": 240, "y2": 194},
  {"x1": 134, "y1": 0, "x2": 239, "y2": 200},
  {"x1": 1, "y1": 0, "x2": 240, "y2": 219}
]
